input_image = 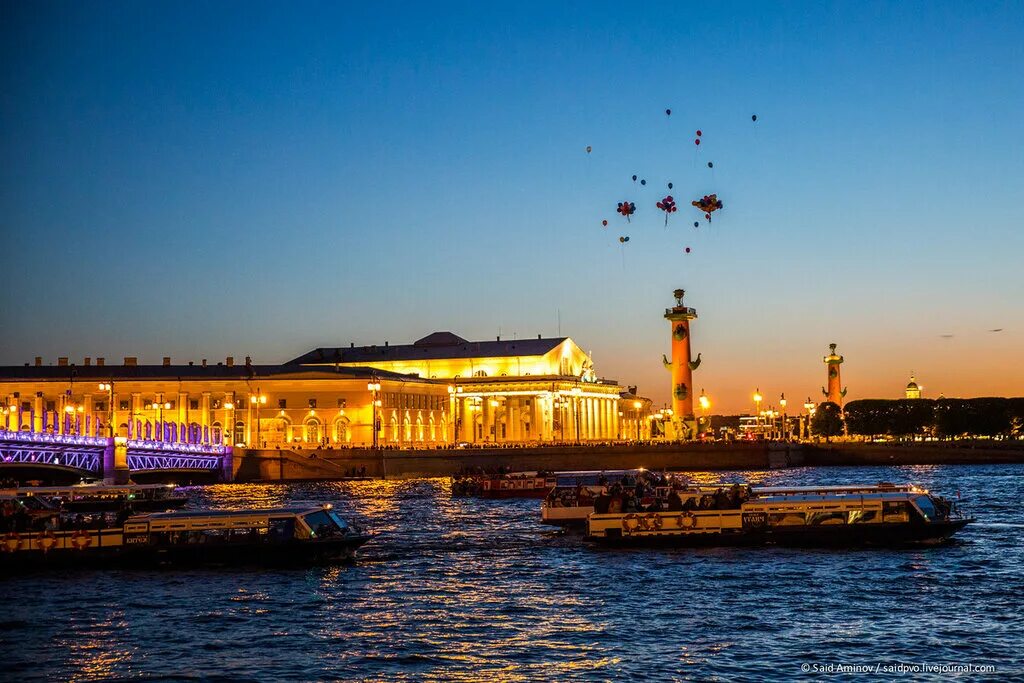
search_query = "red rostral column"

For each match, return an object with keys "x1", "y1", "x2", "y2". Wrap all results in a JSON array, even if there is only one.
[
  {"x1": 663, "y1": 289, "x2": 701, "y2": 439},
  {"x1": 822, "y1": 343, "x2": 846, "y2": 406}
]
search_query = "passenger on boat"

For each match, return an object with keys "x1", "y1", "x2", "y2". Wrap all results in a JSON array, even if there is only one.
[{"x1": 666, "y1": 490, "x2": 684, "y2": 512}]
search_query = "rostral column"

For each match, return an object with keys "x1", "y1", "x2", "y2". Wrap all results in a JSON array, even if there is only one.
[{"x1": 663, "y1": 289, "x2": 701, "y2": 439}]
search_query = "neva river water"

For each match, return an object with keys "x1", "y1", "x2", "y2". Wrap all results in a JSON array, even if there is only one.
[{"x1": 2, "y1": 464, "x2": 1022, "y2": 681}]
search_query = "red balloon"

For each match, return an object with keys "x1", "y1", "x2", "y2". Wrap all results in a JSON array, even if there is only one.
[
  {"x1": 685, "y1": 247, "x2": 691, "y2": 253},
  {"x1": 694, "y1": 138, "x2": 700, "y2": 146},
  {"x1": 696, "y1": 130, "x2": 702, "y2": 137}
]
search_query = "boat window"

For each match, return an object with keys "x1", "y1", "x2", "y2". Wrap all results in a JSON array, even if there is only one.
[
  {"x1": 269, "y1": 518, "x2": 295, "y2": 540},
  {"x1": 768, "y1": 512, "x2": 805, "y2": 526},
  {"x1": 808, "y1": 511, "x2": 847, "y2": 526},
  {"x1": 913, "y1": 496, "x2": 938, "y2": 521},
  {"x1": 848, "y1": 509, "x2": 878, "y2": 524},
  {"x1": 302, "y1": 511, "x2": 339, "y2": 537},
  {"x1": 882, "y1": 501, "x2": 910, "y2": 523},
  {"x1": 327, "y1": 512, "x2": 350, "y2": 531}
]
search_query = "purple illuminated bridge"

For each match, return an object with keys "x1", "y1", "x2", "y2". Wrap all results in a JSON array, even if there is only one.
[{"x1": 0, "y1": 431, "x2": 232, "y2": 482}]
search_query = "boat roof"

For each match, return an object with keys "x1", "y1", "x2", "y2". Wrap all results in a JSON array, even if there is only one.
[
  {"x1": 4, "y1": 484, "x2": 177, "y2": 495},
  {"x1": 751, "y1": 484, "x2": 924, "y2": 495},
  {"x1": 755, "y1": 491, "x2": 926, "y2": 503},
  {"x1": 555, "y1": 469, "x2": 643, "y2": 477},
  {"x1": 129, "y1": 505, "x2": 332, "y2": 521}
]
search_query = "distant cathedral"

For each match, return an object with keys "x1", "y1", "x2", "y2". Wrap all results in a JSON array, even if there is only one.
[{"x1": 905, "y1": 373, "x2": 922, "y2": 399}]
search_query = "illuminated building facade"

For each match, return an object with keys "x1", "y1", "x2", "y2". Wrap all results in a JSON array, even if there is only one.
[
  {"x1": 290, "y1": 332, "x2": 630, "y2": 444},
  {"x1": 905, "y1": 373, "x2": 922, "y2": 399},
  {"x1": 0, "y1": 333, "x2": 649, "y2": 448}
]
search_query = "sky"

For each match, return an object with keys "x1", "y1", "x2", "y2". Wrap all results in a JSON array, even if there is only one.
[{"x1": 1, "y1": 1, "x2": 1022, "y2": 413}]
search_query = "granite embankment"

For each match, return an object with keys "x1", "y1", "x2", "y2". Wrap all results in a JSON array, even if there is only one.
[{"x1": 231, "y1": 440, "x2": 1024, "y2": 482}]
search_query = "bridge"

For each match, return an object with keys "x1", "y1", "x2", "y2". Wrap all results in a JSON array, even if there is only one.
[{"x1": 0, "y1": 430, "x2": 232, "y2": 483}]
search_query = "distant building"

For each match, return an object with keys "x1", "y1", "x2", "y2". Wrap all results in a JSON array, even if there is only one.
[
  {"x1": 0, "y1": 332, "x2": 651, "y2": 448},
  {"x1": 905, "y1": 373, "x2": 922, "y2": 399}
]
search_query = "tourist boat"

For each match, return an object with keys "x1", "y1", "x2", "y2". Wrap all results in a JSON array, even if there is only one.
[
  {"x1": 586, "y1": 483, "x2": 972, "y2": 547},
  {"x1": 2, "y1": 483, "x2": 188, "y2": 512},
  {"x1": 452, "y1": 472, "x2": 556, "y2": 499},
  {"x1": 0, "y1": 504, "x2": 370, "y2": 571},
  {"x1": 541, "y1": 469, "x2": 686, "y2": 527}
]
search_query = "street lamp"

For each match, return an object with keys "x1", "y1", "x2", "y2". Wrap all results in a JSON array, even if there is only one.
[
  {"x1": 98, "y1": 382, "x2": 115, "y2": 438},
  {"x1": 699, "y1": 389, "x2": 710, "y2": 437},
  {"x1": 447, "y1": 385, "x2": 463, "y2": 445},
  {"x1": 804, "y1": 397, "x2": 816, "y2": 439},
  {"x1": 250, "y1": 392, "x2": 267, "y2": 447},
  {"x1": 367, "y1": 381, "x2": 381, "y2": 448},
  {"x1": 780, "y1": 393, "x2": 788, "y2": 441}
]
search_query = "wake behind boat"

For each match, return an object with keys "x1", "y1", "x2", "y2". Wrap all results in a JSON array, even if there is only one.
[{"x1": 586, "y1": 483, "x2": 971, "y2": 547}]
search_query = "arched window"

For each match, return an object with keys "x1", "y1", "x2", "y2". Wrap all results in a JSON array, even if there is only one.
[
  {"x1": 473, "y1": 370, "x2": 488, "y2": 377},
  {"x1": 415, "y1": 416, "x2": 424, "y2": 441},
  {"x1": 212, "y1": 422, "x2": 222, "y2": 444},
  {"x1": 333, "y1": 417, "x2": 349, "y2": 444},
  {"x1": 304, "y1": 419, "x2": 320, "y2": 444},
  {"x1": 403, "y1": 416, "x2": 412, "y2": 442},
  {"x1": 390, "y1": 414, "x2": 399, "y2": 442},
  {"x1": 234, "y1": 420, "x2": 246, "y2": 445},
  {"x1": 118, "y1": 423, "x2": 129, "y2": 438},
  {"x1": 429, "y1": 416, "x2": 436, "y2": 442}
]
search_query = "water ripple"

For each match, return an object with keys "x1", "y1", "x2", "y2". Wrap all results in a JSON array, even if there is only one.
[{"x1": 1, "y1": 464, "x2": 1022, "y2": 680}]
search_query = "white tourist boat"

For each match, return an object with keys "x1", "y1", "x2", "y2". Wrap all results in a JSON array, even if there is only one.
[{"x1": 585, "y1": 483, "x2": 971, "y2": 547}]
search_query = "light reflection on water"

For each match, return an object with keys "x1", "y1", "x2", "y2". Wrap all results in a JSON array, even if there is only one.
[{"x1": 1, "y1": 464, "x2": 1023, "y2": 681}]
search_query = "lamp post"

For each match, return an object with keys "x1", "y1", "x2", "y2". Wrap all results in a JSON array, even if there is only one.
[
  {"x1": 367, "y1": 380, "x2": 381, "y2": 449},
  {"x1": 447, "y1": 384, "x2": 463, "y2": 446},
  {"x1": 98, "y1": 382, "x2": 115, "y2": 438},
  {"x1": 633, "y1": 400, "x2": 642, "y2": 441},
  {"x1": 780, "y1": 393, "x2": 788, "y2": 441},
  {"x1": 699, "y1": 389, "x2": 710, "y2": 438},
  {"x1": 250, "y1": 391, "x2": 267, "y2": 447},
  {"x1": 803, "y1": 397, "x2": 816, "y2": 440}
]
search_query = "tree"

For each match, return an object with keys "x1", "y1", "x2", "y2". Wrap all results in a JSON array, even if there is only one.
[
  {"x1": 933, "y1": 398, "x2": 971, "y2": 439},
  {"x1": 966, "y1": 398, "x2": 1011, "y2": 437},
  {"x1": 889, "y1": 399, "x2": 935, "y2": 439},
  {"x1": 844, "y1": 399, "x2": 890, "y2": 438},
  {"x1": 812, "y1": 401, "x2": 844, "y2": 441}
]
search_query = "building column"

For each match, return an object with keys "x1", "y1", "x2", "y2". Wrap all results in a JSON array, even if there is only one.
[
  {"x1": 130, "y1": 393, "x2": 142, "y2": 439},
  {"x1": 482, "y1": 397, "x2": 494, "y2": 443},
  {"x1": 84, "y1": 394, "x2": 94, "y2": 437},
  {"x1": 589, "y1": 397, "x2": 598, "y2": 440},
  {"x1": 459, "y1": 398, "x2": 471, "y2": 442},
  {"x1": 178, "y1": 392, "x2": 188, "y2": 442},
  {"x1": 33, "y1": 394, "x2": 44, "y2": 433},
  {"x1": 509, "y1": 398, "x2": 521, "y2": 442}
]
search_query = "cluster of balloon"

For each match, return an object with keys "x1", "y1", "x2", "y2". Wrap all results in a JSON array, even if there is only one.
[
  {"x1": 617, "y1": 201, "x2": 636, "y2": 222},
  {"x1": 656, "y1": 195, "x2": 677, "y2": 226},
  {"x1": 619, "y1": 236, "x2": 630, "y2": 243},
  {"x1": 692, "y1": 194, "x2": 723, "y2": 223},
  {"x1": 694, "y1": 129, "x2": 702, "y2": 146}
]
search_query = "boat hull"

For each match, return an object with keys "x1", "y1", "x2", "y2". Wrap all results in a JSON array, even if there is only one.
[{"x1": 588, "y1": 519, "x2": 971, "y2": 548}]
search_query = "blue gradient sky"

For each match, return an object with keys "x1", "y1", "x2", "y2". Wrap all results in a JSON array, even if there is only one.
[{"x1": 2, "y1": 1, "x2": 1022, "y2": 412}]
